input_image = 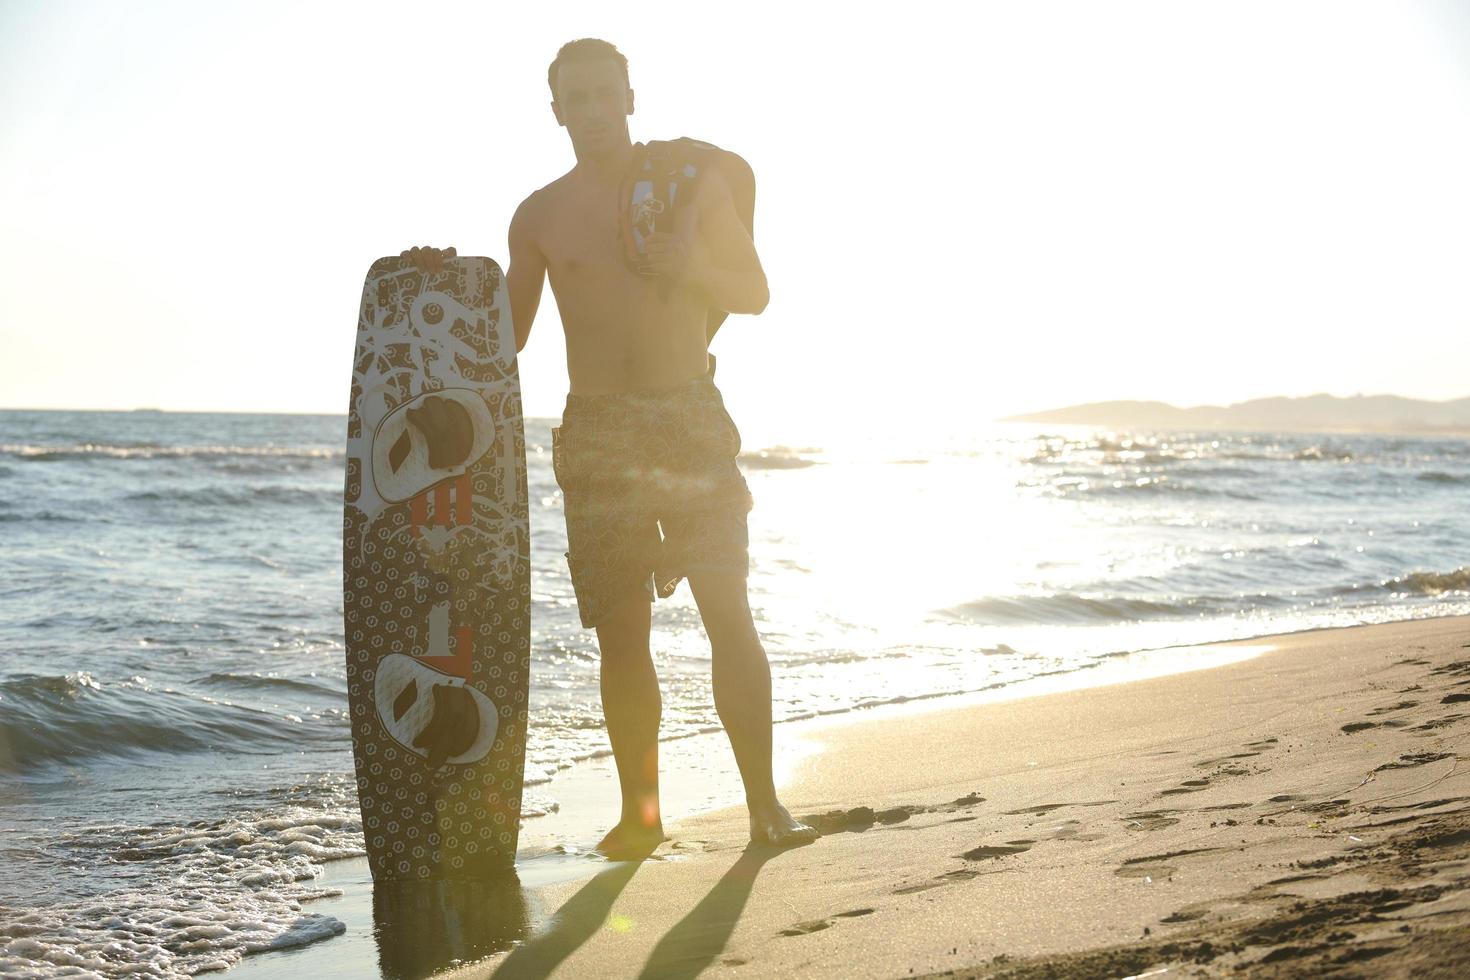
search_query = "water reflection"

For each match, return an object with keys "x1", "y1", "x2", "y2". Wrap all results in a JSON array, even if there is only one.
[{"x1": 372, "y1": 872, "x2": 530, "y2": 979}]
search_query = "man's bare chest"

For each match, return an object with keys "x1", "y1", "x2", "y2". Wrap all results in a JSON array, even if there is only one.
[{"x1": 539, "y1": 191, "x2": 626, "y2": 282}]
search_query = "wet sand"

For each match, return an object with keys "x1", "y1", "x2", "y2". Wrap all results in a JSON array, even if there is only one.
[{"x1": 235, "y1": 615, "x2": 1470, "y2": 978}]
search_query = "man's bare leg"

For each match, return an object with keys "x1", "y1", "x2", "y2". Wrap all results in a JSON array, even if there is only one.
[
  {"x1": 688, "y1": 570, "x2": 819, "y2": 847},
  {"x1": 592, "y1": 590, "x2": 669, "y2": 859}
]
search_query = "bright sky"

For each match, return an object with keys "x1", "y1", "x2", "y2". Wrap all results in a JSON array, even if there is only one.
[{"x1": 2, "y1": 0, "x2": 1468, "y2": 443}]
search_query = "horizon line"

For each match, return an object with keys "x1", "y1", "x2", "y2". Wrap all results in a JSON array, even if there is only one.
[{"x1": 5, "y1": 389, "x2": 1469, "y2": 419}]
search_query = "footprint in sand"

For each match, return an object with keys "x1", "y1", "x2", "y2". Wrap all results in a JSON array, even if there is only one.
[
  {"x1": 1160, "y1": 778, "x2": 1213, "y2": 796},
  {"x1": 1367, "y1": 700, "x2": 1420, "y2": 716},
  {"x1": 1350, "y1": 703, "x2": 1423, "y2": 728},
  {"x1": 1407, "y1": 713, "x2": 1467, "y2": 733},
  {"x1": 893, "y1": 880, "x2": 945, "y2": 895},
  {"x1": 1194, "y1": 735, "x2": 1277, "y2": 767},
  {"x1": 1115, "y1": 846, "x2": 1220, "y2": 879},
  {"x1": 1264, "y1": 872, "x2": 1331, "y2": 886},
  {"x1": 1116, "y1": 863, "x2": 1175, "y2": 878},
  {"x1": 1363, "y1": 796, "x2": 1470, "y2": 819},
  {"x1": 1001, "y1": 800, "x2": 1117, "y2": 816},
  {"x1": 800, "y1": 793, "x2": 988, "y2": 836},
  {"x1": 1124, "y1": 812, "x2": 1180, "y2": 831},
  {"x1": 959, "y1": 840, "x2": 1034, "y2": 860},
  {"x1": 1193, "y1": 751, "x2": 1264, "y2": 768},
  {"x1": 800, "y1": 805, "x2": 922, "y2": 835},
  {"x1": 778, "y1": 920, "x2": 831, "y2": 937},
  {"x1": 1160, "y1": 759, "x2": 1250, "y2": 798},
  {"x1": 936, "y1": 792, "x2": 987, "y2": 811},
  {"x1": 776, "y1": 908, "x2": 875, "y2": 937},
  {"x1": 1003, "y1": 802, "x2": 1069, "y2": 815},
  {"x1": 1043, "y1": 819, "x2": 1102, "y2": 841},
  {"x1": 893, "y1": 866, "x2": 996, "y2": 895},
  {"x1": 1180, "y1": 739, "x2": 1278, "y2": 779},
  {"x1": 1373, "y1": 752, "x2": 1453, "y2": 772}
]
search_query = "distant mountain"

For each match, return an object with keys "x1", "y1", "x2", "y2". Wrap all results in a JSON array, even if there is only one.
[{"x1": 999, "y1": 394, "x2": 1470, "y2": 436}]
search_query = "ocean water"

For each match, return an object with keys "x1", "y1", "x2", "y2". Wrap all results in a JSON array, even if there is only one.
[{"x1": 1, "y1": 407, "x2": 1467, "y2": 975}]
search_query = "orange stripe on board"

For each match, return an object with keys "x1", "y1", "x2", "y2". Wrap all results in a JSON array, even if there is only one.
[
  {"x1": 422, "y1": 626, "x2": 473, "y2": 681},
  {"x1": 434, "y1": 483, "x2": 451, "y2": 527},
  {"x1": 454, "y1": 474, "x2": 472, "y2": 525},
  {"x1": 409, "y1": 492, "x2": 428, "y2": 537}
]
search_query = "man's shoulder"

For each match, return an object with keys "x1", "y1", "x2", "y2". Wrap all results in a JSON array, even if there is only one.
[
  {"x1": 532, "y1": 169, "x2": 581, "y2": 204},
  {"x1": 664, "y1": 140, "x2": 752, "y2": 218},
  {"x1": 514, "y1": 173, "x2": 574, "y2": 223}
]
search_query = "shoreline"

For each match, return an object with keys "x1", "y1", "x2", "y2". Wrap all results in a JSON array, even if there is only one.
[
  {"x1": 230, "y1": 613, "x2": 1470, "y2": 978},
  {"x1": 496, "y1": 608, "x2": 1469, "y2": 857}
]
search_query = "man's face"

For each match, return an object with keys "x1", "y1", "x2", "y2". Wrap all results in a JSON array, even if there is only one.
[{"x1": 552, "y1": 58, "x2": 633, "y2": 156}]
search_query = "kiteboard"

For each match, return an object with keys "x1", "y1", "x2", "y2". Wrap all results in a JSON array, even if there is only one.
[{"x1": 344, "y1": 254, "x2": 529, "y2": 880}]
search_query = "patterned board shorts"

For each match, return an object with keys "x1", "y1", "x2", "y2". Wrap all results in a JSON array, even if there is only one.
[{"x1": 551, "y1": 361, "x2": 753, "y2": 629}]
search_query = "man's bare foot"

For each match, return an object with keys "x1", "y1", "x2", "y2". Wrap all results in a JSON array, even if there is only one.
[
  {"x1": 593, "y1": 819, "x2": 670, "y2": 861},
  {"x1": 749, "y1": 800, "x2": 820, "y2": 848}
]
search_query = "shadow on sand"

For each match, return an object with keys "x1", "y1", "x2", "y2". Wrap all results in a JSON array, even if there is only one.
[
  {"x1": 488, "y1": 844, "x2": 782, "y2": 980},
  {"x1": 489, "y1": 860, "x2": 641, "y2": 979},
  {"x1": 635, "y1": 845, "x2": 778, "y2": 979}
]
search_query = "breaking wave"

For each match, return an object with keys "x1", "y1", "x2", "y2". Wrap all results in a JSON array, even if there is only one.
[
  {"x1": 0, "y1": 673, "x2": 346, "y2": 773},
  {"x1": 940, "y1": 593, "x2": 1231, "y2": 626},
  {"x1": 1379, "y1": 567, "x2": 1470, "y2": 597},
  {"x1": 1027, "y1": 476, "x2": 1259, "y2": 500},
  {"x1": 1417, "y1": 471, "x2": 1470, "y2": 485},
  {"x1": 201, "y1": 672, "x2": 344, "y2": 697},
  {"x1": 0, "y1": 806, "x2": 360, "y2": 977}
]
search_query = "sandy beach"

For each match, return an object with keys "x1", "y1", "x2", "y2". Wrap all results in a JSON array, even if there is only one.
[
  {"x1": 224, "y1": 614, "x2": 1470, "y2": 978},
  {"x1": 8, "y1": 4, "x2": 1470, "y2": 974}
]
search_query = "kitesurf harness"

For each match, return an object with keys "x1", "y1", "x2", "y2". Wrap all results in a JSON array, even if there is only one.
[
  {"x1": 618, "y1": 137, "x2": 721, "y2": 277},
  {"x1": 617, "y1": 137, "x2": 755, "y2": 339}
]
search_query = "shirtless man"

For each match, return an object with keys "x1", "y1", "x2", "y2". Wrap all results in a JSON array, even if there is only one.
[{"x1": 404, "y1": 38, "x2": 817, "y2": 859}]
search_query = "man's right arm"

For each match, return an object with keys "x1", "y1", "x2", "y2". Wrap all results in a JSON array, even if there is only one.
[{"x1": 506, "y1": 195, "x2": 547, "y2": 355}]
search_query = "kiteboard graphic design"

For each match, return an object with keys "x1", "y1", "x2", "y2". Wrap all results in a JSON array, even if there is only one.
[{"x1": 344, "y1": 255, "x2": 529, "y2": 881}]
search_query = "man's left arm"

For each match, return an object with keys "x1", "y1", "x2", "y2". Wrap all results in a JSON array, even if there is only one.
[{"x1": 644, "y1": 168, "x2": 769, "y2": 315}]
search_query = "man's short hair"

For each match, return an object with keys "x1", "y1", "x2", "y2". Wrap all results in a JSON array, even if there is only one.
[{"x1": 547, "y1": 38, "x2": 630, "y2": 101}]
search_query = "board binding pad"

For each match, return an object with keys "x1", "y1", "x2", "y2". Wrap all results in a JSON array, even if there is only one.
[{"x1": 345, "y1": 254, "x2": 529, "y2": 881}]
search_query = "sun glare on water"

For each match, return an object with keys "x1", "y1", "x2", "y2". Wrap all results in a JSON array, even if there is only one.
[{"x1": 744, "y1": 425, "x2": 1109, "y2": 649}]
